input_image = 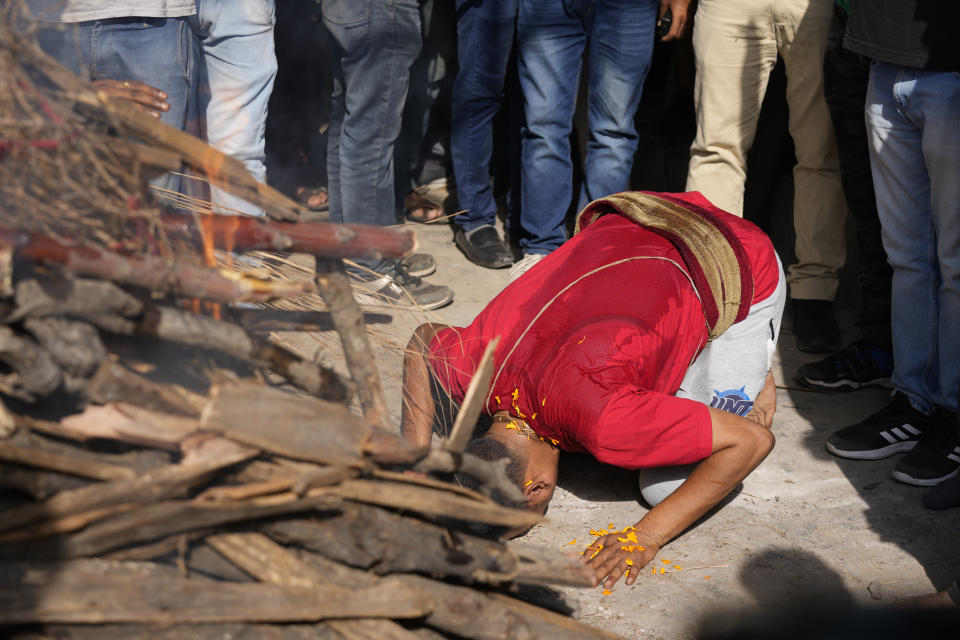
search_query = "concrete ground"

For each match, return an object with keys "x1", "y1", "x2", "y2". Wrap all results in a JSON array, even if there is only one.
[{"x1": 284, "y1": 216, "x2": 960, "y2": 639}]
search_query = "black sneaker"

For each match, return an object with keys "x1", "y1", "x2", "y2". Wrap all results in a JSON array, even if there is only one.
[
  {"x1": 826, "y1": 393, "x2": 929, "y2": 459},
  {"x1": 454, "y1": 225, "x2": 512, "y2": 269},
  {"x1": 400, "y1": 253, "x2": 436, "y2": 278},
  {"x1": 352, "y1": 262, "x2": 454, "y2": 311},
  {"x1": 923, "y1": 473, "x2": 960, "y2": 510},
  {"x1": 892, "y1": 406, "x2": 960, "y2": 486},
  {"x1": 792, "y1": 299, "x2": 841, "y2": 353},
  {"x1": 798, "y1": 339, "x2": 893, "y2": 391}
]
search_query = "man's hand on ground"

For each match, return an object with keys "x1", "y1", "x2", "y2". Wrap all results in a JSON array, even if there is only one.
[
  {"x1": 93, "y1": 79, "x2": 170, "y2": 119},
  {"x1": 745, "y1": 370, "x2": 776, "y2": 429},
  {"x1": 581, "y1": 527, "x2": 661, "y2": 588}
]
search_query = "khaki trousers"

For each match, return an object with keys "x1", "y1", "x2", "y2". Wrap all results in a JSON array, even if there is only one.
[{"x1": 686, "y1": 0, "x2": 847, "y2": 301}]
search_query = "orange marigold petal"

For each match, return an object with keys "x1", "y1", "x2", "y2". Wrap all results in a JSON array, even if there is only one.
[{"x1": 601, "y1": 589, "x2": 612, "y2": 595}]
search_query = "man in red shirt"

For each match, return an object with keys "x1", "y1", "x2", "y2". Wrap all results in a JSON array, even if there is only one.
[{"x1": 401, "y1": 191, "x2": 784, "y2": 588}]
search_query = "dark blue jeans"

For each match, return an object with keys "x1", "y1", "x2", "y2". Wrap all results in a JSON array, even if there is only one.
[
  {"x1": 450, "y1": 0, "x2": 521, "y2": 231},
  {"x1": 32, "y1": 17, "x2": 194, "y2": 192},
  {"x1": 323, "y1": 0, "x2": 421, "y2": 271},
  {"x1": 516, "y1": 0, "x2": 657, "y2": 254}
]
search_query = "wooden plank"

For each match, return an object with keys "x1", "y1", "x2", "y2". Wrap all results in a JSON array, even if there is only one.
[
  {"x1": 226, "y1": 535, "x2": 614, "y2": 640},
  {"x1": 264, "y1": 503, "x2": 592, "y2": 589},
  {"x1": 200, "y1": 381, "x2": 369, "y2": 465},
  {"x1": 57, "y1": 403, "x2": 200, "y2": 450},
  {"x1": 0, "y1": 564, "x2": 430, "y2": 624},
  {"x1": 86, "y1": 361, "x2": 206, "y2": 417},
  {"x1": 314, "y1": 257, "x2": 391, "y2": 431},
  {"x1": 6, "y1": 492, "x2": 344, "y2": 559},
  {"x1": 264, "y1": 503, "x2": 519, "y2": 584},
  {"x1": 445, "y1": 336, "x2": 499, "y2": 453},
  {"x1": 0, "y1": 441, "x2": 136, "y2": 481},
  {"x1": 0, "y1": 436, "x2": 257, "y2": 533},
  {"x1": 330, "y1": 478, "x2": 539, "y2": 529},
  {"x1": 207, "y1": 533, "x2": 423, "y2": 640}
]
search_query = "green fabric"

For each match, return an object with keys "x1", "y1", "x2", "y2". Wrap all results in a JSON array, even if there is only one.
[{"x1": 835, "y1": 0, "x2": 850, "y2": 13}]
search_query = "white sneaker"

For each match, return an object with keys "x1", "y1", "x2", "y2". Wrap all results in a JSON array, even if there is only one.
[{"x1": 509, "y1": 252, "x2": 545, "y2": 281}]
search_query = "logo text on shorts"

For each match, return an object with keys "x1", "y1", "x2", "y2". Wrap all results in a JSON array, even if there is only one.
[{"x1": 710, "y1": 386, "x2": 754, "y2": 417}]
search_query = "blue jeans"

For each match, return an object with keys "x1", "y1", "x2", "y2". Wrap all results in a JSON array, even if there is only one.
[
  {"x1": 192, "y1": 0, "x2": 277, "y2": 216},
  {"x1": 451, "y1": 0, "x2": 521, "y2": 231},
  {"x1": 866, "y1": 62, "x2": 960, "y2": 412},
  {"x1": 516, "y1": 0, "x2": 657, "y2": 254},
  {"x1": 323, "y1": 0, "x2": 421, "y2": 271},
  {"x1": 32, "y1": 17, "x2": 193, "y2": 192},
  {"x1": 395, "y1": 0, "x2": 456, "y2": 200}
]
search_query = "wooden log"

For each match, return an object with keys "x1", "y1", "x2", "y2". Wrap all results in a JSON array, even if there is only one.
[
  {"x1": 265, "y1": 503, "x2": 519, "y2": 583},
  {"x1": 161, "y1": 210, "x2": 416, "y2": 261},
  {"x1": 103, "y1": 138, "x2": 183, "y2": 172},
  {"x1": 0, "y1": 396, "x2": 16, "y2": 438},
  {"x1": 86, "y1": 360, "x2": 206, "y2": 417},
  {"x1": 207, "y1": 532, "x2": 423, "y2": 640},
  {"x1": 330, "y1": 478, "x2": 540, "y2": 530},
  {"x1": 264, "y1": 502, "x2": 593, "y2": 588},
  {"x1": 406, "y1": 576, "x2": 623, "y2": 640},
  {"x1": 9, "y1": 277, "x2": 143, "y2": 324},
  {"x1": 0, "y1": 441, "x2": 136, "y2": 481},
  {"x1": 414, "y1": 448, "x2": 526, "y2": 504},
  {"x1": 314, "y1": 257, "x2": 390, "y2": 430},
  {"x1": 0, "y1": 462, "x2": 90, "y2": 500},
  {"x1": 23, "y1": 317, "x2": 106, "y2": 377},
  {"x1": 0, "y1": 325, "x2": 61, "y2": 397},
  {"x1": 135, "y1": 305, "x2": 350, "y2": 401},
  {"x1": 445, "y1": 336, "x2": 499, "y2": 453},
  {"x1": 56, "y1": 403, "x2": 199, "y2": 450},
  {"x1": 200, "y1": 380, "x2": 369, "y2": 466},
  {"x1": 38, "y1": 623, "x2": 344, "y2": 640},
  {"x1": 0, "y1": 503, "x2": 137, "y2": 543},
  {"x1": 229, "y1": 307, "x2": 393, "y2": 334},
  {"x1": 0, "y1": 562, "x2": 430, "y2": 624},
  {"x1": 0, "y1": 436, "x2": 256, "y2": 534},
  {"x1": 235, "y1": 534, "x2": 613, "y2": 639},
  {"x1": 0, "y1": 226, "x2": 313, "y2": 303}
]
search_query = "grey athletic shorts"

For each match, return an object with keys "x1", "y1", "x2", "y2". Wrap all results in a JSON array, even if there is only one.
[{"x1": 639, "y1": 254, "x2": 786, "y2": 505}]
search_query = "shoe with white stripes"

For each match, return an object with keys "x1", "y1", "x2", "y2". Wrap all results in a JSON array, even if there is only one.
[
  {"x1": 892, "y1": 406, "x2": 960, "y2": 486},
  {"x1": 826, "y1": 393, "x2": 929, "y2": 460}
]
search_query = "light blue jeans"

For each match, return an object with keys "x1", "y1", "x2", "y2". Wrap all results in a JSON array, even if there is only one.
[
  {"x1": 192, "y1": 0, "x2": 277, "y2": 216},
  {"x1": 32, "y1": 16, "x2": 193, "y2": 193},
  {"x1": 516, "y1": 0, "x2": 658, "y2": 254},
  {"x1": 866, "y1": 62, "x2": 960, "y2": 413}
]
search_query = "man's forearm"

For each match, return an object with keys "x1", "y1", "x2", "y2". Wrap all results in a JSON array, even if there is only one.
[
  {"x1": 634, "y1": 407, "x2": 775, "y2": 544},
  {"x1": 400, "y1": 323, "x2": 449, "y2": 448},
  {"x1": 584, "y1": 407, "x2": 775, "y2": 588}
]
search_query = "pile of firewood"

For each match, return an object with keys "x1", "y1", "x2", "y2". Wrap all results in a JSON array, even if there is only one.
[{"x1": 0, "y1": 17, "x2": 623, "y2": 640}]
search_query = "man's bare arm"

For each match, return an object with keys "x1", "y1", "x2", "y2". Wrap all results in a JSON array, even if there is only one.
[
  {"x1": 400, "y1": 323, "x2": 450, "y2": 448},
  {"x1": 584, "y1": 407, "x2": 775, "y2": 588}
]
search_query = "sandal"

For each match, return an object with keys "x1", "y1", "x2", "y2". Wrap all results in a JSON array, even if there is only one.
[
  {"x1": 404, "y1": 189, "x2": 447, "y2": 224},
  {"x1": 295, "y1": 186, "x2": 329, "y2": 212}
]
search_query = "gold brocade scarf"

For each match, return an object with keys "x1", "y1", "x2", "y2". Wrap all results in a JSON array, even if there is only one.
[{"x1": 574, "y1": 191, "x2": 751, "y2": 341}]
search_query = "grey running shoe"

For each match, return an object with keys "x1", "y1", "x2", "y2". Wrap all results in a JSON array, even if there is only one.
[{"x1": 352, "y1": 262, "x2": 453, "y2": 311}]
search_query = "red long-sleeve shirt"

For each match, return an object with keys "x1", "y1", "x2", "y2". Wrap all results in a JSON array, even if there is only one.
[{"x1": 429, "y1": 192, "x2": 778, "y2": 469}]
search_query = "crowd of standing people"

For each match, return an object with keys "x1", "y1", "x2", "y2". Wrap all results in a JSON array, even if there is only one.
[{"x1": 21, "y1": 0, "x2": 960, "y2": 607}]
